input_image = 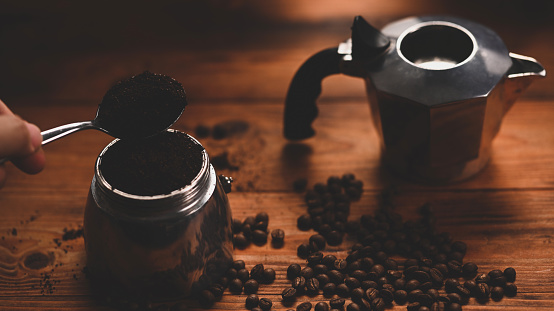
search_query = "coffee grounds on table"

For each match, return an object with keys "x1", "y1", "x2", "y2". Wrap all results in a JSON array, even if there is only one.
[
  {"x1": 96, "y1": 71, "x2": 188, "y2": 139},
  {"x1": 100, "y1": 131, "x2": 204, "y2": 196}
]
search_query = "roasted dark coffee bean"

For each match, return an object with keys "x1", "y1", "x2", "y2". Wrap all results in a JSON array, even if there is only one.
[
  {"x1": 271, "y1": 229, "x2": 285, "y2": 244},
  {"x1": 491, "y1": 286, "x2": 504, "y2": 301},
  {"x1": 350, "y1": 270, "x2": 367, "y2": 282},
  {"x1": 370, "y1": 264, "x2": 385, "y2": 277},
  {"x1": 330, "y1": 298, "x2": 345, "y2": 309},
  {"x1": 297, "y1": 243, "x2": 310, "y2": 259},
  {"x1": 244, "y1": 279, "x2": 259, "y2": 294},
  {"x1": 297, "y1": 215, "x2": 312, "y2": 231},
  {"x1": 300, "y1": 267, "x2": 315, "y2": 279},
  {"x1": 462, "y1": 262, "x2": 478, "y2": 279},
  {"x1": 455, "y1": 285, "x2": 470, "y2": 298},
  {"x1": 243, "y1": 216, "x2": 256, "y2": 228},
  {"x1": 430, "y1": 301, "x2": 445, "y2": 311},
  {"x1": 488, "y1": 269, "x2": 503, "y2": 279},
  {"x1": 252, "y1": 230, "x2": 268, "y2": 244},
  {"x1": 232, "y1": 218, "x2": 243, "y2": 234},
  {"x1": 281, "y1": 287, "x2": 297, "y2": 300},
  {"x1": 245, "y1": 294, "x2": 259, "y2": 309},
  {"x1": 262, "y1": 268, "x2": 276, "y2": 284},
  {"x1": 475, "y1": 273, "x2": 490, "y2": 284},
  {"x1": 308, "y1": 252, "x2": 324, "y2": 266},
  {"x1": 322, "y1": 254, "x2": 337, "y2": 267},
  {"x1": 323, "y1": 282, "x2": 336, "y2": 296},
  {"x1": 419, "y1": 282, "x2": 433, "y2": 292},
  {"x1": 490, "y1": 275, "x2": 507, "y2": 288},
  {"x1": 292, "y1": 276, "x2": 306, "y2": 289},
  {"x1": 394, "y1": 278, "x2": 406, "y2": 290},
  {"x1": 233, "y1": 260, "x2": 246, "y2": 270},
  {"x1": 226, "y1": 268, "x2": 238, "y2": 279},
  {"x1": 505, "y1": 283, "x2": 517, "y2": 297},
  {"x1": 252, "y1": 308, "x2": 263, "y2": 311},
  {"x1": 255, "y1": 212, "x2": 269, "y2": 223},
  {"x1": 287, "y1": 264, "x2": 302, "y2": 280},
  {"x1": 297, "y1": 302, "x2": 313, "y2": 311},
  {"x1": 426, "y1": 288, "x2": 439, "y2": 300},
  {"x1": 346, "y1": 303, "x2": 360, "y2": 311},
  {"x1": 316, "y1": 273, "x2": 330, "y2": 285},
  {"x1": 365, "y1": 288, "x2": 379, "y2": 301},
  {"x1": 447, "y1": 303, "x2": 462, "y2": 311},
  {"x1": 371, "y1": 297, "x2": 385, "y2": 311},
  {"x1": 446, "y1": 260, "x2": 462, "y2": 276},
  {"x1": 253, "y1": 221, "x2": 268, "y2": 232},
  {"x1": 463, "y1": 279, "x2": 477, "y2": 294},
  {"x1": 327, "y1": 270, "x2": 344, "y2": 284},
  {"x1": 258, "y1": 298, "x2": 272, "y2": 311},
  {"x1": 314, "y1": 264, "x2": 328, "y2": 275},
  {"x1": 209, "y1": 284, "x2": 224, "y2": 299},
  {"x1": 429, "y1": 268, "x2": 444, "y2": 286},
  {"x1": 361, "y1": 280, "x2": 378, "y2": 290},
  {"x1": 405, "y1": 279, "x2": 421, "y2": 292},
  {"x1": 444, "y1": 278, "x2": 459, "y2": 293},
  {"x1": 380, "y1": 288, "x2": 394, "y2": 304},
  {"x1": 408, "y1": 289, "x2": 423, "y2": 302},
  {"x1": 446, "y1": 293, "x2": 461, "y2": 304},
  {"x1": 394, "y1": 289, "x2": 408, "y2": 305},
  {"x1": 250, "y1": 264, "x2": 264, "y2": 280},
  {"x1": 504, "y1": 267, "x2": 516, "y2": 282},
  {"x1": 404, "y1": 266, "x2": 419, "y2": 277},
  {"x1": 310, "y1": 234, "x2": 326, "y2": 250},
  {"x1": 234, "y1": 233, "x2": 249, "y2": 248},
  {"x1": 434, "y1": 263, "x2": 449, "y2": 277},
  {"x1": 476, "y1": 282, "x2": 491, "y2": 299},
  {"x1": 336, "y1": 283, "x2": 350, "y2": 297},
  {"x1": 307, "y1": 277, "x2": 320, "y2": 292},
  {"x1": 351, "y1": 287, "x2": 365, "y2": 301},
  {"x1": 407, "y1": 302, "x2": 421, "y2": 311},
  {"x1": 315, "y1": 302, "x2": 330, "y2": 311},
  {"x1": 344, "y1": 277, "x2": 360, "y2": 290},
  {"x1": 334, "y1": 259, "x2": 348, "y2": 271},
  {"x1": 411, "y1": 270, "x2": 431, "y2": 283},
  {"x1": 237, "y1": 268, "x2": 250, "y2": 282},
  {"x1": 229, "y1": 278, "x2": 243, "y2": 293}
]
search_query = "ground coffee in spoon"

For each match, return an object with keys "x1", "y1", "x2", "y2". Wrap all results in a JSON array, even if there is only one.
[
  {"x1": 99, "y1": 130, "x2": 204, "y2": 196},
  {"x1": 96, "y1": 71, "x2": 187, "y2": 139}
]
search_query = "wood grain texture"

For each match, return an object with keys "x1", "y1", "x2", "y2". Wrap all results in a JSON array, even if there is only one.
[{"x1": 1, "y1": 0, "x2": 554, "y2": 310}]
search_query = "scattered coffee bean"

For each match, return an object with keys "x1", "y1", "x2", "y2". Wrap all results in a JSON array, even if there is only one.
[
  {"x1": 252, "y1": 230, "x2": 268, "y2": 244},
  {"x1": 315, "y1": 302, "x2": 329, "y2": 311},
  {"x1": 504, "y1": 267, "x2": 516, "y2": 283},
  {"x1": 287, "y1": 264, "x2": 302, "y2": 280},
  {"x1": 244, "y1": 279, "x2": 259, "y2": 294},
  {"x1": 292, "y1": 276, "x2": 307, "y2": 290},
  {"x1": 258, "y1": 298, "x2": 272, "y2": 311},
  {"x1": 245, "y1": 294, "x2": 259, "y2": 309},
  {"x1": 282, "y1": 287, "x2": 297, "y2": 300},
  {"x1": 237, "y1": 268, "x2": 250, "y2": 282},
  {"x1": 250, "y1": 264, "x2": 264, "y2": 280},
  {"x1": 271, "y1": 229, "x2": 285, "y2": 246},
  {"x1": 306, "y1": 277, "x2": 320, "y2": 293},
  {"x1": 505, "y1": 283, "x2": 517, "y2": 297},
  {"x1": 297, "y1": 302, "x2": 312, "y2": 311},
  {"x1": 262, "y1": 268, "x2": 276, "y2": 284},
  {"x1": 229, "y1": 278, "x2": 243, "y2": 293},
  {"x1": 491, "y1": 286, "x2": 504, "y2": 301},
  {"x1": 346, "y1": 302, "x2": 360, "y2": 311}
]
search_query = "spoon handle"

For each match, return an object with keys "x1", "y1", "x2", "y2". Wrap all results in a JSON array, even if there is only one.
[
  {"x1": 0, "y1": 121, "x2": 96, "y2": 165},
  {"x1": 41, "y1": 121, "x2": 96, "y2": 145}
]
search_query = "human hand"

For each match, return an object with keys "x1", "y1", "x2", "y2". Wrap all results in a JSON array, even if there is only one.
[{"x1": 0, "y1": 100, "x2": 45, "y2": 188}]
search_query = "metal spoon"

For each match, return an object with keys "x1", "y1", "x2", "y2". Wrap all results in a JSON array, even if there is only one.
[{"x1": 1, "y1": 72, "x2": 187, "y2": 165}]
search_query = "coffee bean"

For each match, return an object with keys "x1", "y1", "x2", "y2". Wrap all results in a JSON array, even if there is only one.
[
  {"x1": 327, "y1": 270, "x2": 344, "y2": 284},
  {"x1": 344, "y1": 277, "x2": 360, "y2": 290},
  {"x1": 258, "y1": 298, "x2": 272, "y2": 311},
  {"x1": 300, "y1": 267, "x2": 314, "y2": 279},
  {"x1": 234, "y1": 233, "x2": 249, "y2": 248},
  {"x1": 287, "y1": 264, "x2": 302, "y2": 280},
  {"x1": 504, "y1": 267, "x2": 516, "y2": 283},
  {"x1": 326, "y1": 230, "x2": 344, "y2": 246},
  {"x1": 253, "y1": 221, "x2": 268, "y2": 232},
  {"x1": 444, "y1": 279, "x2": 459, "y2": 293},
  {"x1": 243, "y1": 216, "x2": 256, "y2": 227},
  {"x1": 336, "y1": 283, "x2": 350, "y2": 297},
  {"x1": 252, "y1": 308, "x2": 263, "y2": 311},
  {"x1": 491, "y1": 286, "x2": 504, "y2": 301},
  {"x1": 505, "y1": 283, "x2": 517, "y2": 297},
  {"x1": 297, "y1": 243, "x2": 310, "y2": 259},
  {"x1": 322, "y1": 254, "x2": 337, "y2": 268},
  {"x1": 417, "y1": 293, "x2": 434, "y2": 307},
  {"x1": 462, "y1": 262, "x2": 478, "y2": 279},
  {"x1": 244, "y1": 279, "x2": 259, "y2": 294},
  {"x1": 297, "y1": 302, "x2": 312, "y2": 311},
  {"x1": 322, "y1": 282, "x2": 336, "y2": 296},
  {"x1": 405, "y1": 279, "x2": 421, "y2": 292},
  {"x1": 237, "y1": 268, "x2": 250, "y2": 282},
  {"x1": 226, "y1": 268, "x2": 238, "y2": 279},
  {"x1": 490, "y1": 276, "x2": 507, "y2": 288},
  {"x1": 330, "y1": 298, "x2": 345, "y2": 309},
  {"x1": 371, "y1": 297, "x2": 385, "y2": 311},
  {"x1": 232, "y1": 218, "x2": 243, "y2": 234},
  {"x1": 245, "y1": 294, "x2": 259, "y2": 309},
  {"x1": 292, "y1": 276, "x2": 306, "y2": 289},
  {"x1": 316, "y1": 273, "x2": 330, "y2": 286},
  {"x1": 255, "y1": 212, "x2": 269, "y2": 223},
  {"x1": 271, "y1": 229, "x2": 285, "y2": 245},
  {"x1": 281, "y1": 287, "x2": 297, "y2": 300},
  {"x1": 346, "y1": 303, "x2": 360, "y2": 311},
  {"x1": 310, "y1": 234, "x2": 326, "y2": 250},
  {"x1": 252, "y1": 230, "x2": 268, "y2": 244},
  {"x1": 365, "y1": 288, "x2": 379, "y2": 301},
  {"x1": 334, "y1": 259, "x2": 348, "y2": 271},
  {"x1": 315, "y1": 302, "x2": 329, "y2": 311},
  {"x1": 250, "y1": 264, "x2": 264, "y2": 280},
  {"x1": 233, "y1": 260, "x2": 246, "y2": 270},
  {"x1": 199, "y1": 289, "x2": 215, "y2": 307},
  {"x1": 430, "y1": 301, "x2": 445, "y2": 311},
  {"x1": 308, "y1": 252, "x2": 324, "y2": 266},
  {"x1": 407, "y1": 302, "x2": 421, "y2": 311},
  {"x1": 307, "y1": 278, "x2": 320, "y2": 293},
  {"x1": 394, "y1": 289, "x2": 408, "y2": 305},
  {"x1": 411, "y1": 270, "x2": 431, "y2": 283},
  {"x1": 488, "y1": 269, "x2": 503, "y2": 279},
  {"x1": 463, "y1": 279, "x2": 477, "y2": 294},
  {"x1": 475, "y1": 273, "x2": 490, "y2": 284},
  {"x1": 297, "y1": 215, "x2": 312, "y2": 231},
  {"x1": 351, "y1": 287, "x2": 365, "y2": 301},
  {"x1": 447, "y1": 303, "x2": 462, "y2": 311},
  {"x1": 429, "y1": 268, "x2": 444, "y2": 286},
  {"x1": 314, "y1": 264, "x2": 328, "y2": 275},
  {"x1": 262, "y1": 268, "x2": 276, "y2": 284},
  {"x1": 446, "y1": 260, "x2": 462, "y2": 276},
  {"x1": 380, "y1": 288, "x2": 394, "y2": 304},
  {"x1": 446, "y1": 293, "x2": 461, "y2": 304},
  {"x1": 229, "y1": 278, "x2": 243, "y2": 293}
]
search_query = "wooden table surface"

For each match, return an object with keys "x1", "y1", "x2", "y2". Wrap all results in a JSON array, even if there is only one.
[{"x1": 1, "y1": 1, "x2": 553, "y2": 310}]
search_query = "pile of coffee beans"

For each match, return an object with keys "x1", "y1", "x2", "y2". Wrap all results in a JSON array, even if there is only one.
[
  {"x1": 232, "y1": 212, "x2": 285, "y2": 249},
  {"x1": 284, "y1": 174, "x2": 518, "y2": 311}
]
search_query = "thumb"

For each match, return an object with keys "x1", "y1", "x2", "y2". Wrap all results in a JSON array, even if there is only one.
[{"x1": 0, "y1": 115, "x2": 37, "y2": 158}]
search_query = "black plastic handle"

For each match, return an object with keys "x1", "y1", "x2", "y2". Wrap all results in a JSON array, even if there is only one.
[{"x1": 283, "y1": 47, "x2": 342, "y2": 140}]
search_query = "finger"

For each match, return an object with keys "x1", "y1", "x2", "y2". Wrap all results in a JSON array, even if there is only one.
[
  {"x1": 11, "y1": 122, "x2": 45, "y2": 174},
  {"x1": 0, "y1": 115, "x2": 37, "y2": 158},
  {"x1": 0, "y1": 99, "x2": 14, "y2": 115}
]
